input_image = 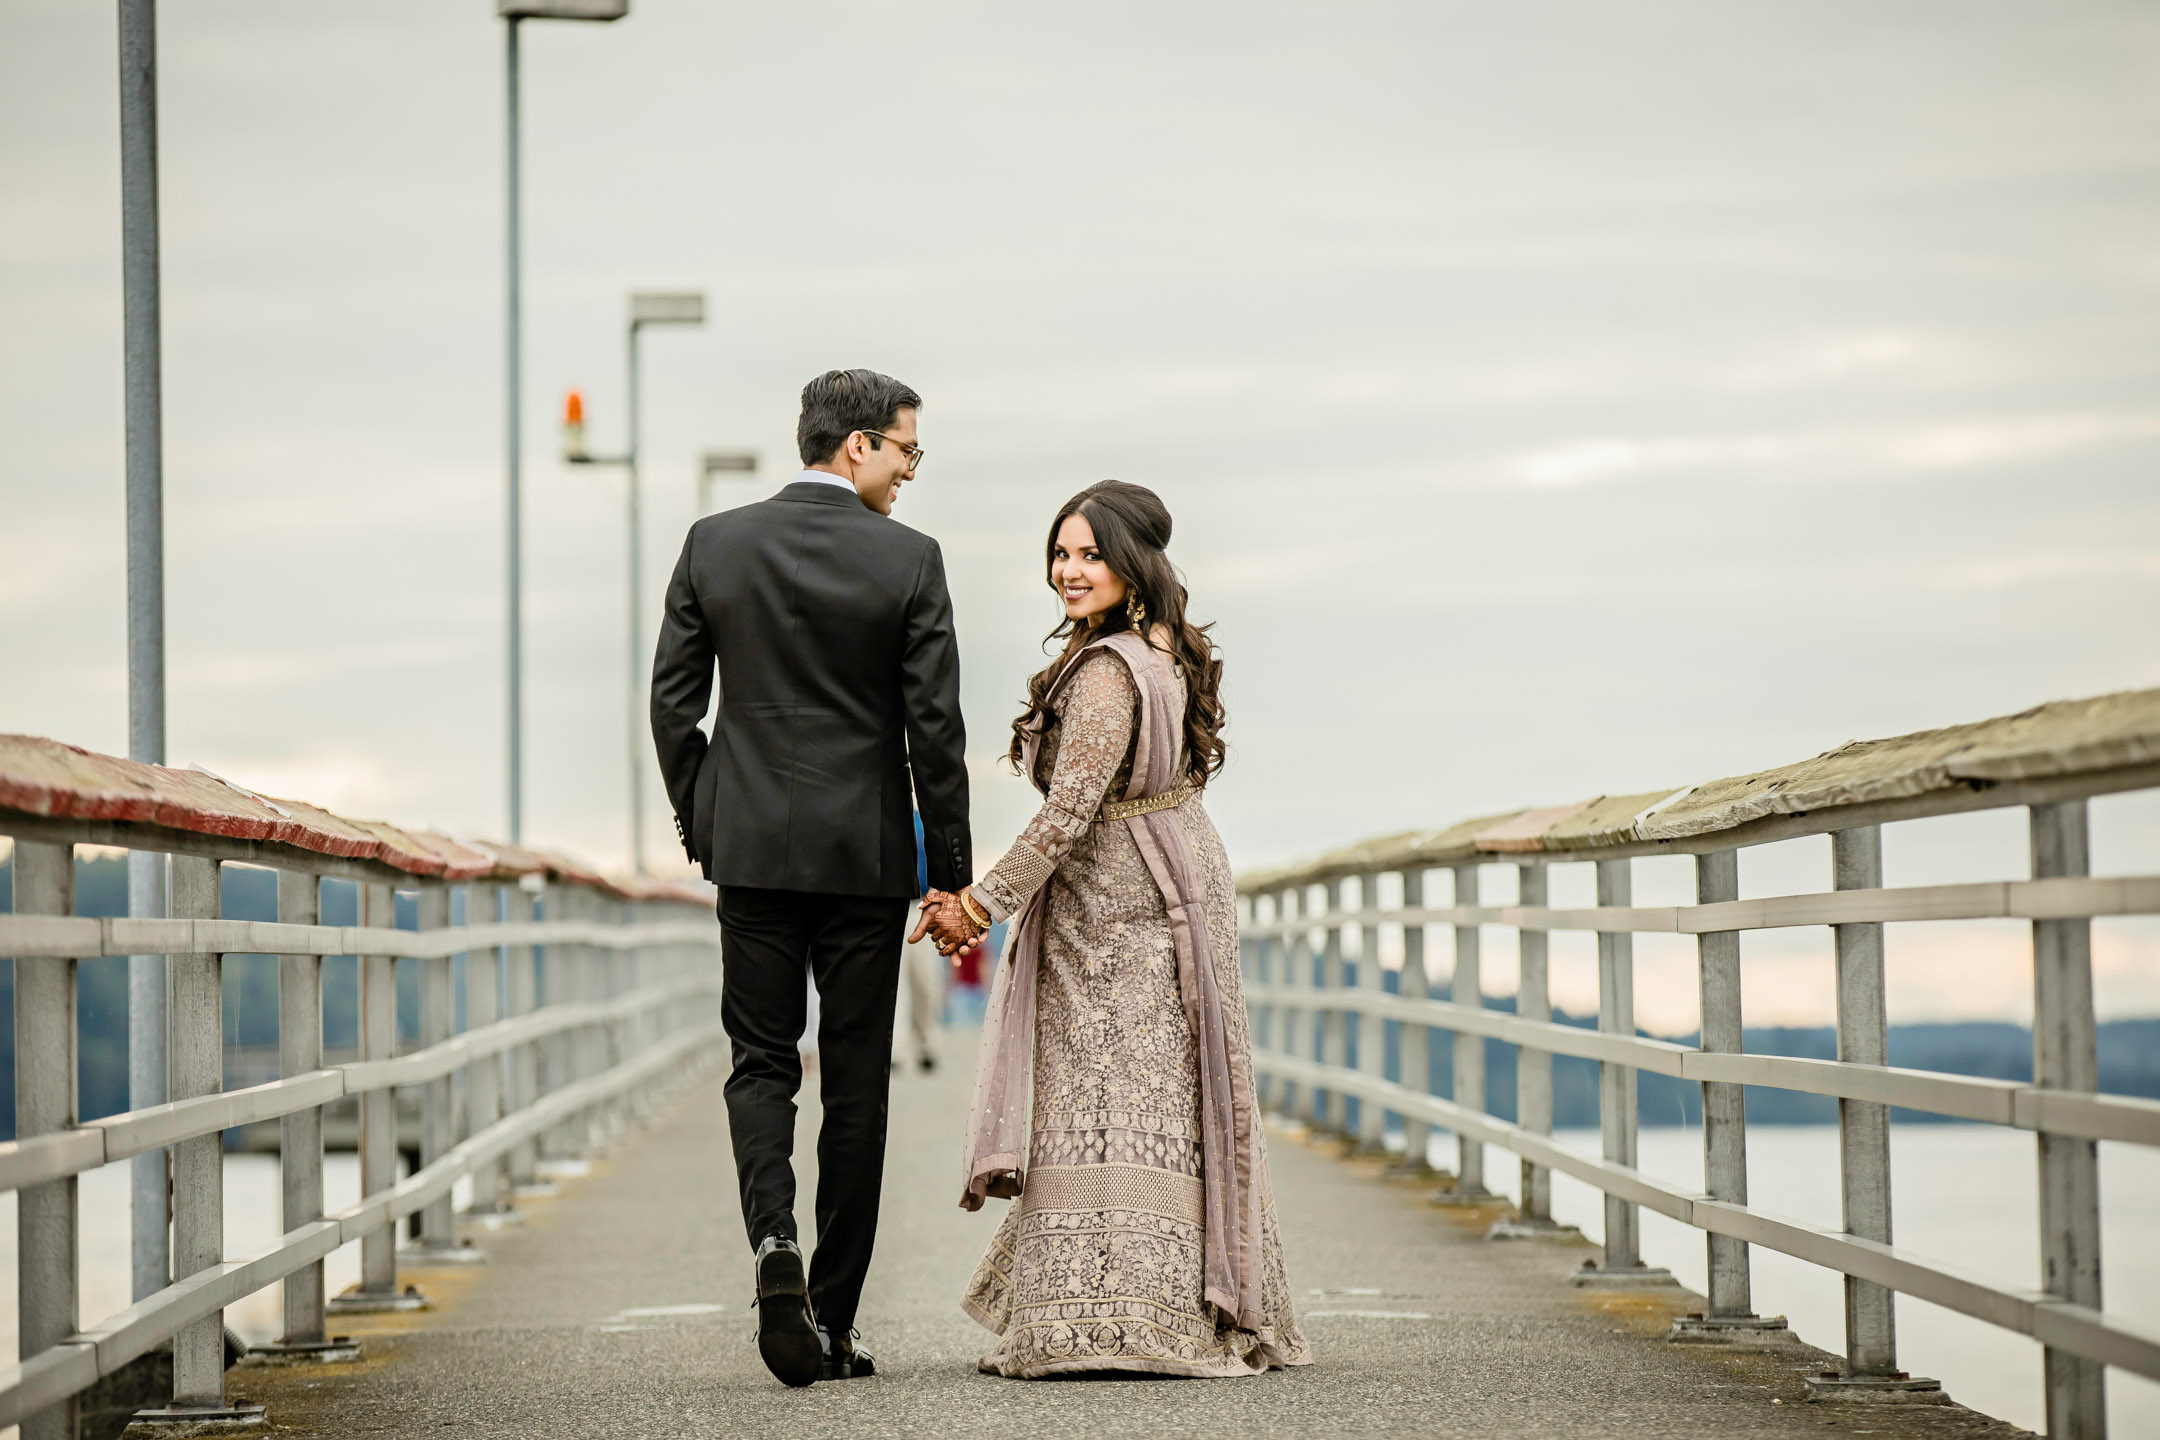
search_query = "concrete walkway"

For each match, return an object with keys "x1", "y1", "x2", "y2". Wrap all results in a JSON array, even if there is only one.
[{"x1": 237, "y1": 1045, "x2": 2032, "y2": 1439}]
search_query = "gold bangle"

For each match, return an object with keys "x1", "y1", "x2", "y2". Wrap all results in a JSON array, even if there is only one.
[{"x1": 959, "y1": 889, "x2": 991, "y2": 931}]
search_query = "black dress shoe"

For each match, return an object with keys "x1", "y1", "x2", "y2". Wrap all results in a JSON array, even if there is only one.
[
  {"x1": 752, "y1": 1236, "x2": 821, "y2": 1388},
  {"x1": 818, "y1": 1326, "x2": 876, "y2": 1380}
]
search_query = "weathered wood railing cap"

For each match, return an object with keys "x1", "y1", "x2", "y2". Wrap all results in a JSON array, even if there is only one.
[
  {"x1": 461, "y1": 837, "x2": 710, "y2": 903},
  {"x1": 1239, "y1": 685, "x2": 2160, "y2": 891},
  {"x1": 0, "y1": 732, "x2": 715, "y2": 905}
]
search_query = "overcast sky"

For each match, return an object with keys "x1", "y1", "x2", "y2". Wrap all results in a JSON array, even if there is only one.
[{"x1": 5, "y1": 0, "x2": 2157, "y2": 1026}]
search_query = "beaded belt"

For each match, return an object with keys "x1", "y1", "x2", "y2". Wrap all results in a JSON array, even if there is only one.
[{"x1": 1096, "y1": 780, "x2": 1195, "y2": 823}]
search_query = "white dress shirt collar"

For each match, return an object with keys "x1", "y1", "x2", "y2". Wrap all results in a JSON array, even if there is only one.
[{"x1": 793, "y1": 469, "x2": 858, "y2": 494}]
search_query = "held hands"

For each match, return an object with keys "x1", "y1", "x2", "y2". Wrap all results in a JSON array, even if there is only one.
[{"x1": 909, "y1": 887, "x2": 986, "y2": 956}]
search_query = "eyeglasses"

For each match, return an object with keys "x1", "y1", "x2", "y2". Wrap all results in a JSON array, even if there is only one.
[{"x1": 860, "y1": 430, "x2": 925, "y2": 472}]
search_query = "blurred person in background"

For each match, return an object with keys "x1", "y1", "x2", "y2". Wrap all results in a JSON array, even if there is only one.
[
  {"x1": 943, "y1": 921, "x2": 998, "y2": 1029},
  {"x1": 898, "y1": 813, "x2": 947, "y2": 1072}
]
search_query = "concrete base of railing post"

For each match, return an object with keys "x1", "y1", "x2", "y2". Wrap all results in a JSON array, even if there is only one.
[
  {"x1": 1569, "y1": 1259, "x2": 1678, "y2": 1288},
  {"x1": 1665, "y1": 1313, "x2": 1792, "y2": 1346},
  {"x1": 535, "y1": 1156, "x2": 593, "y2": 1181},
  {"x1": 242, "y1": 1339, "x2": 362, "y2": 1366},
  {"x1": 1802, "y1": 1370, "x2": 1948, "y2": 1405},
  {"x1": 1426, "y1": 1184, "x2": 1503, "y2": 1209},
  {"x1": 398, "y1": 1238, "x2": 487, "y2": 1266},
  {"x1": 123, "y1": 1402, "x2": 268, "y2": 1437},
  {"x1": 460, "y1": 1202, "x2": 524, "y2": 1230},
  {"x1": 327, "y1": 1283, "x2": 432, "y2": 1315},
  {"x1": 1486, "y1": 1216, "x2": 1583, "y2": 1241}
]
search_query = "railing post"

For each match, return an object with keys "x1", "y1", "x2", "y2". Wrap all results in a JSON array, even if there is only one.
[
  {"x1": 604, "y1": 895, "x2": 630, "y2": 1133},
  {"x1": 1355, "y1": 872, "x2": 1386, "y2": 1151},
  {"x1": 1240, "y1": 894, "x2": 1266, "y2": 1107},
  {"x1": 617, "y1": 902, "x2": 639, "y2": 1122},
  {"x1": 585, "y1": 889, "x2": 609, "y2": 1143},
  {"x1": 128, "y1": 848, "x2": 171, "y2": 1307},
  {"x1": 507, "y1": 877, "x2": 542, "y2": 1192},
  {"x1": 1832, "y1": 826, "x2": 1897, "y2": 1376},
  {"x1": 1451, "y1": 863, "x2": 1485, "y2": 1196},
  {"x1": 465, "y1": 880, "x2": 513, "y2": 1220},
  {"x1": 541, "y1": 881, "x2": 577, "y2": 1162},
  {"x1": 14, "y1": 840, "x2": 80, "y2": 1440},
  {"x1": 545, "y1": 882, "x2": 594, "y2": 1166},
  {"x1": 586, "y1": 890, "x2": 610, "y2": 1140},
  {"x1": 1595, "y1": 856, "x2": 1638, "y2": 1270},
  {"x1": 2032, "y1": 800, "x2": 2106, "y2": 1439},
  {"x1": 352, "y1": 880, "x2": 403, "y2": 1303},
  {"x1": 1320, "y1": 878, "x2": 1348, "y2": 1133},
  {"x1": 1680, "y1": 846, "x2": 1781, "y2": 1337},
  {"x1": 1398, "y1": 868, "x2": 1430, "y2": 1169},
  {"x1": 168, "y1": 853, "x2": 229, "y2": 1408},
  {"x1": 411, "y1": 884, "x2": 460, "y2": 1255},
  {"x1": 581, "y1": 886, "x2": 602, "y2": 1144},
  {"x1": 1515, "y1": 862, "x2": 1553, "y2": 1223},
  {"x1": 1262, "y1": 892, "x2": 1281, "y2": 1108},
  {"x1": 276, "y1": 866, "x2": 328, "y2": 1349},
  {"x1": 1280, "y1": 886, "x2": 1305, "y2": 1121}
]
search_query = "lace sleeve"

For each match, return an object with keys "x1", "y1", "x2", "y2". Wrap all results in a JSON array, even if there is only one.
[{"x1": 972, "y1": 650, "x2": 1137, "y2": 923}]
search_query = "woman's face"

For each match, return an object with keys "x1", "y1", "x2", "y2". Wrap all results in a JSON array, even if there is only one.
[{"x1": 1050, "y1": 512, "x2": 1129, "y2": 624}]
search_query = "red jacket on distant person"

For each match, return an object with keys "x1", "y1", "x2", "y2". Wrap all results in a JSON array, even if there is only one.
[{"x1": 953, "y1": 937, "x2": 988, "y2": 988}]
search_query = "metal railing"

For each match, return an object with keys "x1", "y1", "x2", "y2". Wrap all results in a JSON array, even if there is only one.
[
  {"x1": 1237, "y1": 686, "x2": 2160, "y2": 1440},
  {"x1": 0, "y1": 735, "x2": 724, "y2": 1436}
]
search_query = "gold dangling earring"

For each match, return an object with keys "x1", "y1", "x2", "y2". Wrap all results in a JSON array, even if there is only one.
[{"x1": 1126, "y1": 593, "x2": 1146, "y2": 628}]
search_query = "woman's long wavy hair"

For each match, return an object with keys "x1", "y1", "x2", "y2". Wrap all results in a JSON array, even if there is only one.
[{"x1": 1006, "y1": 480, "x2": 1226, "y2": 790}]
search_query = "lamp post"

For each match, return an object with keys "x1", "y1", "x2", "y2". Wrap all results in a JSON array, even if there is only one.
[
  {"x1": 563, "y1": 290, "x2": 705, "y2": 872},
  {"x1": 499, "y1": 0, "x2": 628, "y2": 846},
  {"x1": 699, "y1": 449, "x2": 758, "y2": 515},
  {"x1": 118, "y1": 0, "x2": 171, "y2": 1315}
]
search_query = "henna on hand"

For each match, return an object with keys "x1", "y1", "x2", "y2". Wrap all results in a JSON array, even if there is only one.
[
  {"x1": 908, "y1": 889, "x2": 948, "y2": 946},
  {"x1": 925, "y1": 891, "x2": 980, "y2": 955}
]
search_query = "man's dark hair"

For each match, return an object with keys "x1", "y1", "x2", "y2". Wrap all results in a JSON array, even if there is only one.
[{"x1": 796, "y1": 368, "x2": 922, "y2": 466}]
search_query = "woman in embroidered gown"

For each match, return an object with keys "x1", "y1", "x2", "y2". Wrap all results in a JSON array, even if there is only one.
[{"x1": 913, "y1": 481, "x2": 1309, "y2": 1379}]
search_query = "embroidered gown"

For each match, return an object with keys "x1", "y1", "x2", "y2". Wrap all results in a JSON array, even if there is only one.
[{"x1": 961, "y1": 643, "x2": 1310, "y2": 1378}]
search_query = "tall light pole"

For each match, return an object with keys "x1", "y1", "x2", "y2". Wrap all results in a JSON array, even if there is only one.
[
  {"x1": 563, "y1": 290, "x2": 705, "y2": 872},
  {"x1": 119, "y1": 0, "x2": 170, "y2": 1310},
  {"x1": 499, "y1": 0, "x2": 628, "y2": 845}
]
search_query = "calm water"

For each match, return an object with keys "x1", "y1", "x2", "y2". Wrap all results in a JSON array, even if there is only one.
[
  {"x1": 0, "y1": 1153, "x2": 451, "y2": 1383},
  {"x1": 1444, "y1": 1124, "x2": 2160, "y2": 1435},
  {"x1": 4, "y1": 1130, "x2": 2155, "y2": 1434}
]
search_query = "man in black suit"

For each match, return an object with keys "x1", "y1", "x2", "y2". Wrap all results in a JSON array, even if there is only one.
[{"x1": 650, "y1": 368, "x2": 970, "y2": 1387}]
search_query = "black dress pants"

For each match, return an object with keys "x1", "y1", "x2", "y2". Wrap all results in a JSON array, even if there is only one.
[{"x1": 717, "y1": 886, "x2": 906, "y2": 1332}]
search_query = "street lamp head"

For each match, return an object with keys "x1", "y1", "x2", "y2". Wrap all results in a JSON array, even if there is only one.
[
  {"x1": 629, "y1": 291, "x2": 706, "y2": 328},
  {"x1": 562, "y1": 389, "x2": 589, "y2": 461},
  {"x1": 498, "y1": 1, "x2": 627, "y2": 19},
  {"x1": 698, "y1": 451, "x2": 758, "y2": 516},
  {"x1": 701, "y1": 451, "x2": 757, "y2": 479}
]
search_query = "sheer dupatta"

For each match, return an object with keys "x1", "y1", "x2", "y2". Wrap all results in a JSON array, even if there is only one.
[{"x1": 961, "y1": 630, "x2": 1264, "y2": 1332}]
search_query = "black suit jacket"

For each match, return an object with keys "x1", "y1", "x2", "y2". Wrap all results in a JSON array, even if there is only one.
[{"x1": 650, "y1": 479, "x2": 971, "y2": 897}]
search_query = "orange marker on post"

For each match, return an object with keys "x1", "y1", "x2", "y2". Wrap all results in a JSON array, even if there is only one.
[{"x1": 562, "y1": 389, "x2": 587, "y2": 461}]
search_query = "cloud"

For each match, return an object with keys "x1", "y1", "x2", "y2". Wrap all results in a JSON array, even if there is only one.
[
  {"x1": 1888, "y1": 413, "x2": 2160, "y2": 470},
  {"x1": 1515, "y1": 432, "x2": 1802, "y2": 487},
  {"x1": 1511, "y1": 411, "x2": 2160, "y2": 488},
  {"x1": 1716, "y1": 330, "x2": 1930, "y2": 391}
]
